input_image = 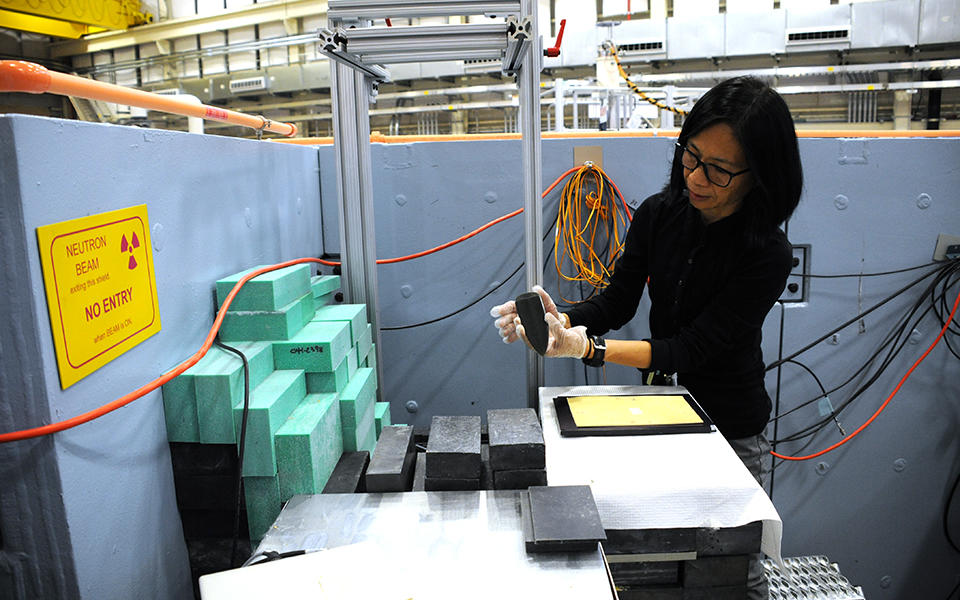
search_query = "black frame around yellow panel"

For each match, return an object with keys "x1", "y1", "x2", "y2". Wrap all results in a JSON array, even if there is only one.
[{"x1": 553, "y1": 393, "x2": 713, "y2": 437}]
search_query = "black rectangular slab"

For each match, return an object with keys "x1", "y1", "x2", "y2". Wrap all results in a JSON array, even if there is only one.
[
  {"x1": 493, "y1": 468, "x2": 547, "y2": 490},
  {"x1": 487, "y1": 408, "x2": 545, "y2": 471},
  {"x1": 603, "y1": 529, "x2": 697, "y2": 555},
  {"x1": 695, "y1": 522, "x2": 762, "y2": 556},
  {"x1": 480, "y1": 444, "x2": 494, "y2": 490},
  {"x1": 365, "y1": 426, "x2": 415, "y2": 492},
  {"x1": 607, "y1": 560, "x2": 680, "y2": 586},
  {"x1": 523, "y1": 485, "x2": 606, "y2": 552},
  {"x1": 423, "y1": 477, "x2": 480, "y2": 491},
  {"x1": 681, "y1": 555, "x2": 750, "y2": 588},
  {"x1": 321, "y1": 451, "x2": 369, "y2": 494},
  {"x1": 615, "y1": 586, "x2": 682, "y2": 600},
  {"x1": 412, "y1": 452, "x2": 426, "y2": 491},
  {"x1": 425, "y1": 415, "x2": 481, "y2": 478}
]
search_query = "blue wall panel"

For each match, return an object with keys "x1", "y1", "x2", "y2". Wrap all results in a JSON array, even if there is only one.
[
  {"x1": 319, "y1": 133, "x2": 960, "y2": 598},
  {"x1": 0, "y1": 115, "x2": 323, "y2": 600}
]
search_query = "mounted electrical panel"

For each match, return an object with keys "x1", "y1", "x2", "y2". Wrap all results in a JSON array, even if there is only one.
[{"x1": 781, "y1": 244, "x2": 809, "y2": 303}]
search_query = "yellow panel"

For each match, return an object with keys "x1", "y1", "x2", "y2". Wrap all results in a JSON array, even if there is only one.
[
  {"x1": 566, "y1": 395, "x2": 704, "y2": 427},
  {"x1": 0, "y1": 0, "x2": 141, "y2": 30},
  {"x1": 0, "y1": 8, "x2": 106, "y2": 37},
  {"x1": 36, "y1": 205, "x2": 162, "y2": 389}
]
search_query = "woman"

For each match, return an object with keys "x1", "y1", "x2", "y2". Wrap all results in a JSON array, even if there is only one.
[
  {"x1": 492, "y1": 75, "x2": 803, "y2": 482},
  {"x1": 492, "y1": 74, "x2": 802, "y2": 600}
]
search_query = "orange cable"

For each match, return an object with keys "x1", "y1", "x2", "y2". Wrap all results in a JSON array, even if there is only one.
[
  {"x1": 0, "y1": 167, "x2": 582, "y2": 443},
  {"x1": 771, "y1": 281, "x2": 960, "y2": 461}
]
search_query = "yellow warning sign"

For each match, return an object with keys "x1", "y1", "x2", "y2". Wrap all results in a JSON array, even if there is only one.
[{"x1": 36, "y1": 205, "x2": 161, "y2": 389}]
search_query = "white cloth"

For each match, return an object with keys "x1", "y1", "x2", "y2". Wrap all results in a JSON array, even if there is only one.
[{"x1": 540, "y1": 385, "x2": 783, "y2": 562}]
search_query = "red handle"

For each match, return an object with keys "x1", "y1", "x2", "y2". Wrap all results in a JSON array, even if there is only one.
[{"x1": 544, "y1": 18, "x2": 566, "y2": 58}]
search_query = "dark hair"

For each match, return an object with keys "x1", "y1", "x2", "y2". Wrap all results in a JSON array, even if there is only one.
[{"x1": 668, "y1": 76, "x2": 803, "y2": 243}]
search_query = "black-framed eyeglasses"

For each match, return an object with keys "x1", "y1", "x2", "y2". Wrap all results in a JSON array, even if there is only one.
[{"x1": 676, "y1": 143, "x2": 750, "y2": 188}]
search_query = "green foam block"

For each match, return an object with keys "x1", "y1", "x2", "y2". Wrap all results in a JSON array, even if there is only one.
[
  {"x1": 343, "y1": 400, "x2": 376, "y2": 453},
  {"x1": 243, "y1": 475, "x2": 282, "y2": 542},
  {"x1": 234, "y1": 370, "x2": 306, "y2": 477},
  {"x1": 275, "y1": 393, "x2": 343, "y2": 501},
  {"x1": 311, "y1": 304, "x2": 366, "y2": 345},
  {"x1": 273, "y1": 320, "x2": 351, "y2": 372},
  {"x1": 305, "y1": 350, "x2": 351, "y2": 394},
  {"x1": 375, "y1": 402, "x2": 391, "y2": 437},
  {"x1": 366, "y1": 344, "x2": 377, "y2": 371},
  {"x1": 357, "y1": 323, "x2": 373, "y2": 362},
  {"x1": 191, "y1": 342, "x2": 274, "y2": 444},
  {"x1": 339, "y1": 368, "x2": 377, "y2": 430},
  {"x1": 161, "y1": 375, "x2": 198, "y2": 443},
  {"x1": 217, "y1": 264, "x2": 311, "y2": 312},
  {"x1": 311, "y1": 275, "x2": 340, "y2": 298},
  {"x1": 219, "y1": 292, "x2": 315, "y2": 342}
]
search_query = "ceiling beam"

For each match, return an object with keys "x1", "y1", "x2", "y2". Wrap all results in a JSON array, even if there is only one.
[{"x1": 50, "y1": 0, "x2": 327, "y2": 58}]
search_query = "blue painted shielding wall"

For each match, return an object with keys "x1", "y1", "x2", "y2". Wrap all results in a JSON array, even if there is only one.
[
  {"x1": 319, "y1": 133, "x2": 960, "y2": 599},
  {"x1": 0, "y1": 115, "x2": 323, "y2": 599}
]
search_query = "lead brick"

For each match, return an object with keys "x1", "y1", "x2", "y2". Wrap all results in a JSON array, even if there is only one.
[
  {"x1": 487, "y1": 408, "x2": 545, "y2": 471},
  {"x1": 424, "y1": 477, "x2": 480, "y2": 491},
  {"x1": 365, "y1": 426, "x2": 415, "y2": 492},
  {"x1": 425, "y1": 415, "x2": 481, "y2": 479},
  {"x1": 493, "y1": 468, "x2": 547, "y2": 490},
  {"x1": 681, "y1": 555, "x2": 750, "y2": 588},
  {"x1": 322, "y1": 451, "x2": 370, "y2": 494}
]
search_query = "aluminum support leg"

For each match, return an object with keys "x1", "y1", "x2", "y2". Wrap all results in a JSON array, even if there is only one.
[
  {"x1": 330, "y1": 60, "x2": 385, "y2": 399},
  {"x1": 519, "y1": 0, "x2": 542, "y2": 411}
]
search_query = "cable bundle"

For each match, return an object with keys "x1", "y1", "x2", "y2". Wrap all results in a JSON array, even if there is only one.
[
  {"x1": 769, "y1": 257, "x2": 960, "y2": 462},
  {"x1": 553, "y1": 163, "x2": 632, "y2": 304}
]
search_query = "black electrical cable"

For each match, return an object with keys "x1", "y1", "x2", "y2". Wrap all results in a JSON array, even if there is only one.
[
  {"x1": 946, "y1": 469, "x2": 960, "y2": 554},
  {"x1": 214, "y1": 339, "x2": 251, "y2": 568},
  {"x1": 765, "y1": 263, "x2": 944, "y2": 372},
  {"x1": 774, "y1": 261, "x2": 957, "y2": 446},
  {"x1": 244, "y1": 549, "x2": 307, "y2": 566},
  {"x1": 803, "y1": 261, "x2": 941, "y2": 279}
]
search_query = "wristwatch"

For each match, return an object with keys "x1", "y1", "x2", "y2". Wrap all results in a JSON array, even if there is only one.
[{"x1": 582, "y1": 335, "x2": 606, "y2": 367}]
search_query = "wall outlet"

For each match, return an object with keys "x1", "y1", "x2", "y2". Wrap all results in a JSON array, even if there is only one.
[
  {"x1": 933, "y1": 233, "x2": 960, "y2": 261},
  {"x1": 781, "y1": 244, "x2": 809, "y2": 303}
]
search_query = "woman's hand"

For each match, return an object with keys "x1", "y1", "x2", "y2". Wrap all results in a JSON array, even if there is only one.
[
  {"x1": 516, "y1": 312, "x2": 589, "y2": 359},
  {"x1": 491, "y1": 285, "x2": 566, "y2": 343}
]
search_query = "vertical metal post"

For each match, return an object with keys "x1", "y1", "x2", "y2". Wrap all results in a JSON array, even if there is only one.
[
  {"x1": 519, "y1": 0, "x2": 543, "y2": 410},
  {"x1": 330, "y1": 59, "x2": 386, "y2": 398},
  {"x1": 662, "y1": 85, "x2": 675, "y2": 129},
  {"x1": 553, "y1": 77, "x2": 565, "y2": 131}
]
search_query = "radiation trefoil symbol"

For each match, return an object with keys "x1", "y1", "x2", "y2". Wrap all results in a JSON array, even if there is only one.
[{"x1": 121, "y1": 232, "x2": 140, "y2": 270}]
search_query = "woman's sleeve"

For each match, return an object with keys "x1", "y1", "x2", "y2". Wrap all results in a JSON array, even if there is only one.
[
  {"x1": 646, "y1": 236, "x2": 793, "y2": 373},
  {"x1": 563, "y1": 195, "x2": 656, "y2": 335}
]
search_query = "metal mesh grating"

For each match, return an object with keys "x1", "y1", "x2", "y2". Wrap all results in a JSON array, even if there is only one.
[{"x1": 763, "y1": 555, "x2": 866, "y2": 600}]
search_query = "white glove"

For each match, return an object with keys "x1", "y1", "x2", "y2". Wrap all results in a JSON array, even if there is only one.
[
  {"x1": 490, "y1": 300, "x2": 519, "y2": 343},
  {"x1": 516, "y1": 312, "x2": 589, "y2": 359},
  {"x1": 531, "y1": 285, "x2": 562, "y2": 322}
]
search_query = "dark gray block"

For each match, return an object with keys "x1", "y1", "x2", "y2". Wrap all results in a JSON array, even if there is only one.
[
  {"x1": 682, "y1": 586, "x2": 747, "y2": 600},
  {"x1": 321, "y1": 451, "x2": 369, "y2": 494},
  {"x1": 423, "y1": 477, "x2": 480, "y2": 491},
  {"x1": 425, "y1": 415, "x2": 481, "y2": 478},
  {"x1": 695, "y1": 522, "x2": 762, "y2": 556},
  {"x1": 365, "y1": 426, "x2": 415, "y2": 492},
  {"x1": 608, "y1": 561, "x2": 679, "y2": 586},
  {"x1": 487, "y1": 408, "x2": 545, "y2": 471},
  {"x1": 603, "y1": 529, "x2": 697, "y2": 555},
  {"x1": 480, "y1": 444, "x2": 493, "y2": 490},
  {"x1": 523, "y1": 485, "x2": 606, "y2": 552},
  {"x1": 681, "y1": 555, "x2": 750, "y2": 588},
  {"x1": 616, "y1": 587, "x2": 682, "y2": 600},
  {"x1": 493, "y1": 468, "x2": 547, "y2": 490},
  {"x1": 412, "y1": 452, "x2": 426, "y2": 491}
]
